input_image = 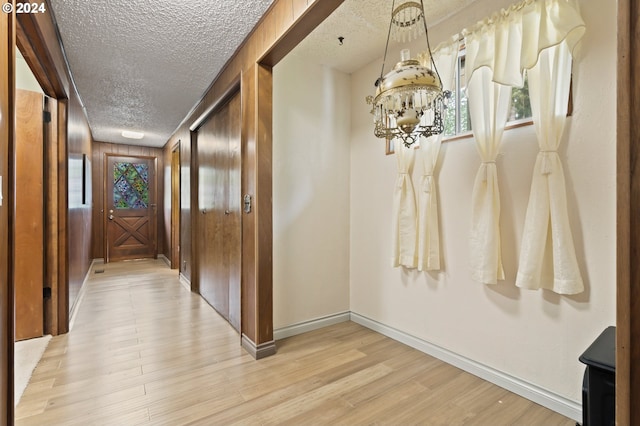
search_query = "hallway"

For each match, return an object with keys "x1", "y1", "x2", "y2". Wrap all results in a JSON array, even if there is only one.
[{"x1": 15, "y1": 260, "x2": 573, "y2": 425}]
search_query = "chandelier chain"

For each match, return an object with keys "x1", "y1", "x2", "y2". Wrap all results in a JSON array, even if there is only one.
[{"x1": 379, "y1": 0, "x2": 397, "y2": 85}]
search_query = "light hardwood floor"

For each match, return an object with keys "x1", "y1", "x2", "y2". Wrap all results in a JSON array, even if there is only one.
[{"x1": 16, "y1": 259, "x2": 575, "y2": 425}]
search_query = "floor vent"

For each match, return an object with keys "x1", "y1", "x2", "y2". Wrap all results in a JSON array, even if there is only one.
[{"x1": 94, "y1": 269, "x2": 105, "y2": 274}]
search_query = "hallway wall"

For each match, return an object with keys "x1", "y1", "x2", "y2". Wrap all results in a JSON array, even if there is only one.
[
  {"x1": 91, "y1": 141, "x2": 165, "y2": 261},
  {"x1": 272, "y1": 53, "x2": 351, "y2": 329},
  {"x1": 68, "y1": 95, "x2": 93, "y2": 311},
  {"x1": 349, "y1": 0, "x2": 615, "y2": 406}
]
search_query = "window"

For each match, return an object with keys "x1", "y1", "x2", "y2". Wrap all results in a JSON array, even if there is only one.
[{"x1": 444, "y1": 45, "x2": 532, "y2": 138}]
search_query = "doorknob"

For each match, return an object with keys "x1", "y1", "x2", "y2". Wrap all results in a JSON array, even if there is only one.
[
  {"x1": 225, "y1": 210, "x2": 230, "y2": 215},
  {"x1": 109, "y1": 209, "x2": 114, "y2": 214},
  {"x1": 108, "y1": 214, "x2": 114, "y2": 220}
]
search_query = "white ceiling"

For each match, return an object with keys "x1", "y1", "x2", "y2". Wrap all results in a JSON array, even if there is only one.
[{"x1": 48, "y1": 0, "x2": 473, "y2": 148}]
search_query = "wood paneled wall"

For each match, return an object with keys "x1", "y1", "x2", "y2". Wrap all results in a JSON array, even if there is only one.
[
  {"x1": 67, "y1": 95, "x2": 93, "y2": 312},
  {"x1": 617, "y1": 0, "x2": 640, "y2": 423},
  {"x1": 92, "y1": 142, "x2": 165, "y2": 260},
  {"x1": 0, "y1": 2, "x2": 15, "y2": 422},
  {"x1": 162, "y1": 0, "x2": 344, "y2": 356}
]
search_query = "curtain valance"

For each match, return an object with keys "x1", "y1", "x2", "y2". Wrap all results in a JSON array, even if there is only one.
[{"x1": 464, "y1": 0, "x2": 585, "y2": 86}]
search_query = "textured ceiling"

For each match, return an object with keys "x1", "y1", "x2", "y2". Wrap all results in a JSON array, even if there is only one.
[
  {"x1": 49, "y1": 0, "x2": 275, "y2": 147},
  {"x1": 49, "y1": 0, "x2": 474, "y2": 148},
  {"x1": 285, "y1": 0, "x2": 476, "y2": 74}
]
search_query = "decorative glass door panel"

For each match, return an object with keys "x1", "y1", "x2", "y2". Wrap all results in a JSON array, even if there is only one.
[
  {"x1": 113, "y1": 162, "x2": 149, "y2": 209},
  {"x1": 105, "y1": 155, "x2": 156, "y2": 262}
]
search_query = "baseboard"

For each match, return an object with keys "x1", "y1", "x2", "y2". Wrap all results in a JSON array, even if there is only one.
[
  {"x1": 273, "y1": 311, "x2": 351, "y2": 341},
  {"x1": 158, "y1": 254, "x2": 171, "y2": 267},
  {"x1": 241, "y1": 334, "x2": 277, "y2": 360},
  {"x1": 178, "y1": 273, "x2": 191, "y2": 292},
  {"x1": 69, "y1": 259, "x2": 98, "y2": 331},
  {"x1": 350, "y1": 312, "x2": 582, "y2": 422}
]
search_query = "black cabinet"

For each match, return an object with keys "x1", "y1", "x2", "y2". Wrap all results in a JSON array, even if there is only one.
[{"x1": 579, "y1": 326, "x2": 615, "y2": 426}]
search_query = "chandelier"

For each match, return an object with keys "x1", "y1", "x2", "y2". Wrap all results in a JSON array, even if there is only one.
[{"x1": 366, "y1": 0, "x2": 448, "y2": 148}]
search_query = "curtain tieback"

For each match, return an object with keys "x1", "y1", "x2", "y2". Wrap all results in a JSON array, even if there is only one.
[
  {"x1": 538, "y1": 150, "x2": 558, "y2": 175},
  {"x1": 480, "y1": 160, "x2": 496, "y2": 182},
  {"x1": 422, "y1": 174, "x2": 434, "y2": 193}
]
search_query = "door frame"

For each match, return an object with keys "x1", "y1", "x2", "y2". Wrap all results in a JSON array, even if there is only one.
[
  {"x1": 103, "y1": 153, "x2": 158, "y2": 263},
  {"x1": 1, "y1": 2, "x2": 16, "y2": 420},
  {"x1": 171, "y1": 142, "x2": 180, "y2": 269},
  {"x1": 616, "y1": 0, "x2": 639, "y2": 423}
]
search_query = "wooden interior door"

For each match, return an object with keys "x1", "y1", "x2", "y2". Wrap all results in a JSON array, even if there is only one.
[
  {"x1": 196, "y1": 92, "x2": 241, "y2": 331},
  {"x1": 105, "y1": 155, "x2": 157, "y2": 262},
  {"x1": 15, "y1": 89, "x2": 44, "y2": 341}
]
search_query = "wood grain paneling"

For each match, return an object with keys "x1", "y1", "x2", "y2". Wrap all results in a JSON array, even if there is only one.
[
  {"x1": 1, "y1": 2, "x2": 16, "y2": 422},
  {"x1": 162, "y1": 0, "x2": 345, "y2": 356},
  {"x1": 92, "y1": 142, "x2": 164, "y2": 260},
  {"x1": 14, "y1": 89, "x2": 44, "y2": 341},
  {"x1": 66, "y1": 95, "x2": 92, "y2": 313},
  {"x1": 617, "y1": 0, "x2": 640, "y2": 423}
]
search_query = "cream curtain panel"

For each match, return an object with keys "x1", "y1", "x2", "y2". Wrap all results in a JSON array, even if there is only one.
[
  {"x1": 392, "y1": 143, "x2": 418, "y2": 268},
  {"x1": 464, "y1": 0, "x2": 586, "y2": 85},
  {"x1": 462, "y1": 0, "x2": 585, "y2": 289},
  {"x1": 417, "y1": 39, "x2": 459, "y2": 272},
  {"x1": 516, "y1": 42, "x2": 583, "y2": 294},
  {"x1": 467, "y1": 65, "x2": 512, "y2": 284}
]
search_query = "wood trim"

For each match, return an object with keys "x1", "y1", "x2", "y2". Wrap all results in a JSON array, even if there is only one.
[
  {"x1": 254, "y1": 63, "x2": 273, "y2": 346},
  {"x1": 0, "y1": 2, "x2": 15, "y2": 421},
  {"x1": 259, "y1": 0, "x2": 344, "y2": 67},
  {"x1": 44, "y1": 96, "x2": 59, "y2": 335},
  {"x1": 241, "y1": 334, "x2": 276, "y2": 360},
  {"x1": 189, "y1": 130, "x2": 199, "y2": 294},
  {"x1": 57, "y1": 100, "x2": 69, "y2": 334},
  {"x1": 616, "y1": 0, "x2": 637, "y2": 423},
  {"x1": 16, "y1": 9, "x2": 70, "y2": 98},
  {"x1": 189, "y1": 78, "x2": 241, "y2": 132}
]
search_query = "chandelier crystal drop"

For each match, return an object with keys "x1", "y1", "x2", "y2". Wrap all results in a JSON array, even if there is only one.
[
  {"x1": 391, "y1": 1, "x2": 424, "y2": 42},
  {"x1": 366, "y1": 0, "x2": 448, "y2": 148}
]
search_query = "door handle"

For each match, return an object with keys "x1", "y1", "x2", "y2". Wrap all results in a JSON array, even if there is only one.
[
  {"x1": 225, "y1": 210, "x2": 230, "y2": 215},
  {"x1": 108, "y1": 214, "x2": 114, "y2": 220}
]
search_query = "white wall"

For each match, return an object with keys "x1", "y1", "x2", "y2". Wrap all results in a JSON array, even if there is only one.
[
  {"x1": 273, "y1": 52, "x2": 352, "y2": 329},
  {"x1": 16, "y1": 49, "x2": 44, "y2": 93},
  {"x1": 350, "y1": 0, "x2": 615, "y2": 404}
]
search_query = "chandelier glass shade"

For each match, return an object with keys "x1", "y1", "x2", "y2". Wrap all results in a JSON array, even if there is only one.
[{"x1": 367, "y1": 0, "x2": 447, "y2": 148}]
